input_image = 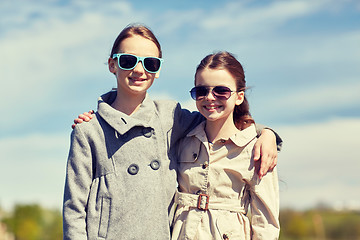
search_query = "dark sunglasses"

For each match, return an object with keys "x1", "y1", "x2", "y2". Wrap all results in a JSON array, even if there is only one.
[
  {"x1": 190, "y1": 86, "x2": 237, "y2": 101},
  {"x1": 112, "y1": 53, "x2": 163, "y2": 73}
]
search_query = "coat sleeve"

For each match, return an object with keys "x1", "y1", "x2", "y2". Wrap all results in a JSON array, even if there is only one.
[
  {"x1": 255, "y1": 123, "x2": 283, "y2": 151},
  {"x1": 170, "y1": 103, "x2": 204, "y2": 145},
  {"x1": 249, "y1": 167, "x2": 280, "y2": 240},
  {"x1": 63, "y1": 127, "x2": 93, "y2": 240}
]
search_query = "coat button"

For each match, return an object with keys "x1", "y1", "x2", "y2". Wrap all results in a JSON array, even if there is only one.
[
  {"x1": 142, "y1": 128, "x2": 154, "y2": 138},
  {"x1": 150, "y1": 160, "x2": 160, "y2": 170},
  {"x1": 193, "y1": 153, "x2": 198, "y2": 159},
  {"x1": 127, "y1": 164, "x2": 139, "y2": 175},
  {"x1": 223, "y1": 233, "x2": 229, "y2": 240},
  {"x1": 202, "y1": 162, "x2": 208, "y2": 169}
]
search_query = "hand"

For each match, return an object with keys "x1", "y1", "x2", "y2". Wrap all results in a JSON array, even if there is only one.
[
  {"x1": 253, "y1": 128, "x2": 278, "y2": 179},
  {"x1": 71, "y1": 110, "x2": 94, "y2": 129}
]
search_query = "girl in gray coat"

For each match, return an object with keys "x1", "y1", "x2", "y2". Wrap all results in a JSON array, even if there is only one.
[{"x1": 63, "y1": 24, "x2": 281, "y2": 240}]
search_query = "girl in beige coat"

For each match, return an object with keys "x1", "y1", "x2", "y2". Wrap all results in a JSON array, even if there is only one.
[{"x1": 172, "y1": 52, "x2": 280, "y2": 240}]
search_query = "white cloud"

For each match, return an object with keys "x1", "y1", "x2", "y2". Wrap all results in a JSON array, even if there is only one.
[
  {"x1": 280, "y1": 183, "x2": 360, "y2": 210},
  {"x1": 286, "y1": 30, "x2": 360, "y2": 67},
  {"x1": 1, "y1": 0, "x2": 358, "y2": 126},
  {"x1": 153, "y1": 0, "x2": 360, "y2": 95},
  {"x1": 277, "y1": 117, "x2": 360, "y2": 209},
  {"x1": 156, "y1": 9, "x2": 203, "y2": 36},
  {"x1": 197, "y1": 0, "x2": 332, "y2": 37},
  {"x1": 0, "y1": 1, "x2": 141, "y2": 127},
  {"x1": 0, "y1": 133, "x2": 70, "y2": 210},
  {"x1": 269, "y1": 80, "x2": 360, "y2": 115}
]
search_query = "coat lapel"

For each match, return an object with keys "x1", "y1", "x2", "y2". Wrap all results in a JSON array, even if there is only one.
[{"x1": 97, "y1": 91, "x2": 156, "y2": 135}]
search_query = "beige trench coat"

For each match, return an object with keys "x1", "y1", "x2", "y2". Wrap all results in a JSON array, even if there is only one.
[{"x1": 172, "y1": 122, "x2": 280, "y2": 240}]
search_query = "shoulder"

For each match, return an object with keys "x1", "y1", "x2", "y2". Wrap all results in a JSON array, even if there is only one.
[
  {"x1": 152, "y1": 99, "x2": 181, "y2": 124},
  {"x1": 153, "y1": 99, "x2": 179, "y2": 112},
  {"x1": 71, "y1": 112, "x2": 106, "y2": 141}
]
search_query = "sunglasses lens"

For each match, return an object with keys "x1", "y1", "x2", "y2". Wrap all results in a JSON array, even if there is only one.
[
  {"x1": 116, "y1": 54, "x2": 162, "y2": 73},
  {"x1": 119, "y1": 54, "x2": 138, "y2": 69},
  {"x1": 190, "y1": 87, "x2": 208, "y2": 100},
  {"x1": 213, "y1": 86, "x2": 232, "y2": 99},
  {"x1": 190, "y1": 86, "x2": 233, "y2": 100},
  {"x1": 144, "y1": 57, "x2": 161, "y2": 73}
]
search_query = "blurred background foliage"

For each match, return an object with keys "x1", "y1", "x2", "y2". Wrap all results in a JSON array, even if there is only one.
[
  {"x1": 280, "y1": 208, "x2": 360, "y2": 240},
  {"x1": 0, "y1": 204, "x2": 62, "y2": 240},
  {"x1": 1, "y1": 204, "x2": 360, "y2": 239}
]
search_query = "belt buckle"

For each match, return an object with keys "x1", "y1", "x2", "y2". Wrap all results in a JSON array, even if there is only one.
[{"x1": 197, "y1": 193, "x2": 209, "y2": 210}]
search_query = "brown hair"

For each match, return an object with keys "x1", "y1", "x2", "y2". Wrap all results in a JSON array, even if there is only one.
[
  {"x1": 110, "y1": 23, "x2": 162, "y2": 58},
  {"x1": 195, "y1": 51, "x2": 254, "y2": 130}
]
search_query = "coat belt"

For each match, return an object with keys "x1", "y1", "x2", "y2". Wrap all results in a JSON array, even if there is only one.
[{"x1": 175, "y1": 191, "x2": 246, "y2": 214}]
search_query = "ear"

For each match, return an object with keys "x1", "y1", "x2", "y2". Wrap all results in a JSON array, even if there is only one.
[
  {"x1": 235, "y1": 91, "x2": 244, "y2": 105},
  {"x1": 155, "y1": 67, "x2": 161, "y2": 79},
  {"x1": 108, "y1": 57, "x2": 117, "y2": 74}
]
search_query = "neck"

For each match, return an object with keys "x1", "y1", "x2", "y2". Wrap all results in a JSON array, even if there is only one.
[
  {"x1": 111, "y1": 89, "x2": 146, "y2": 115},
  {"x1": 205, "y1": 116, "x2": 239, "y2": 143}
]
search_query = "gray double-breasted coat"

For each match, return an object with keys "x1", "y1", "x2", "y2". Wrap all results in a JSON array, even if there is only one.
[{"x1": 63, "y1": 91, "x2": 204, "y2": 240}]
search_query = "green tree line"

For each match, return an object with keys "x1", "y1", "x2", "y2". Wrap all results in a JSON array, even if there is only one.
[
  {"x1": 280, "y1": 208, "x2": 360, "y2": 240},
  {"x1": 1, "y1": 204, "x2": 360, "y2": 239},
  {"x1": 0, "y1": 204, "x2": 62, "y2": 240}
]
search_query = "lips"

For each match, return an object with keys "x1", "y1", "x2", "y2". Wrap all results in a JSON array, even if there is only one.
[
  {"x1": 203, "y1": 105, "x2": 222, "y2": 111},
  {"x1": 128, "y1": 77, "x2": 148, "y2": 86},
  {"x1": 129, "y1": 77, "x2": 146, "y2": 82}
]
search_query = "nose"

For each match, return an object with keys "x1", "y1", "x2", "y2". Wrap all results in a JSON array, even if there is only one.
[
  {"x1": 205, "y1": 89, "x2": 216, "y2": 101},
  {"x1": 133, "y1": 60, "x2": 145, "y2": 73}
]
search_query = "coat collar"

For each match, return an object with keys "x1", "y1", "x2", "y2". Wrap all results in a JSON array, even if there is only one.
[
  {"x1": 229, "y1": 124, "x2": 257, "y2": 147},
  {"x1": 187, "y1": 121, "x2": 257, "y2": 147},
  {"x1": 186, "y1": 121, "x2": 208, "y2": 143},
  {"x1": 97, "y1": 91, "x2": 156, "y2": 135}
]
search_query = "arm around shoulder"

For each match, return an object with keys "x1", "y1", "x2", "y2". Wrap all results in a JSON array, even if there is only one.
[
  {"x1": 171, "y1": 103, "x2": 204, "y2": 142},
  {"x1": 255, "y1": 123, "x2": 282, "y2": 151},
  {"x1": 253, "y1": 123, "x2": 283, "y2": 178}
]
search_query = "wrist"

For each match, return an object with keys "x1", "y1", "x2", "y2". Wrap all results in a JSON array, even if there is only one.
[{"x1": 261, "y1": 128, "x2": 275, "y2": 136}]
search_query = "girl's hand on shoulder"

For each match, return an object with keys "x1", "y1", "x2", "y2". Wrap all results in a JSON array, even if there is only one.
[
  {"x1": 253, "y1": 128, "x2": 278, "y2": 179},
  {"x1": 71, "y1": 110, "x2": 94, "y2": 129}
]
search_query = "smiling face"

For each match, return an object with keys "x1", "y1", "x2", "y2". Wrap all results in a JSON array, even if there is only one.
[
  {"x1": 108, "y1": 35, "x2": 161, "y2": 98},
  {"x1": 195, "y1": 68, "x2": 244, "y2": 124}
]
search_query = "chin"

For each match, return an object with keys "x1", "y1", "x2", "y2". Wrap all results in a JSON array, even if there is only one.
[
  {"x1": 201, "y1": 113, "x2": 220, "y2": 122},
  {"x1": 129, "y1": 84, "x2": 151, "y2": 92}
]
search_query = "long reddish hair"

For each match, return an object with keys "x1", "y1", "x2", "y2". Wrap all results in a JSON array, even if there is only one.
[{"x1": 195, "y1": 51, "x2": 254, "y2": 130}]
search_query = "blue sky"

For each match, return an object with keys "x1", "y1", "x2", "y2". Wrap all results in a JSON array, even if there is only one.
[{"x1": 0, "y1": 0, "x2": 359, "y2": 210}]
